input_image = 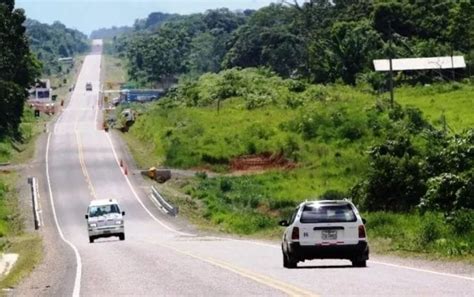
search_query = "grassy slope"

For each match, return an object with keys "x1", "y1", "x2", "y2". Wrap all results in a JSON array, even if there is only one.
[
  {"x1": 114, "y1": 64, "x2": 473, "y2": 260},
  {"x1": 396, "y1": 83, "x2": 474, "y2": 132},
  {"x1": 103, "y1": 54, "x2": 127, "y2": 90}
]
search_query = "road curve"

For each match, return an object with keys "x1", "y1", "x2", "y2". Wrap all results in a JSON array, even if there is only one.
[{"x1": 15, "y1": 41, "x2": 474, "y2": 296}]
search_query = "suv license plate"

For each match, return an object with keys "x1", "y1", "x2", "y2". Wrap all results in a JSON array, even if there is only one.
[{"x1": 322, "y1": 230, "x2": 337, "y2": 240}]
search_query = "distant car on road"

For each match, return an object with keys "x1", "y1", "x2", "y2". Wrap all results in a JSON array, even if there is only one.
[
  {"x1": 279, "y1": 200, "x2": 369, "y2": 268},
  {"x1": 85, "y1": 82, "x2": 93, "y2": 91},
  {"x1": 85, "y1": 199, "x2": 125, "y2": 243}
]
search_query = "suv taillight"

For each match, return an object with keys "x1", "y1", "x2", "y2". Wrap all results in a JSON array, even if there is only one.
[
  {"x1": 291, "y1": 227, "x2": 299, "y2": 240},
  {"x1": 358, "y1": 225, "x2": 366, "y2": 238}
]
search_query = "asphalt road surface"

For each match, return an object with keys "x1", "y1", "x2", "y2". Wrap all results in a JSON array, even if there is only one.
[{"x1": 15, "y1": 40, "x2": 474, "y2": 297}]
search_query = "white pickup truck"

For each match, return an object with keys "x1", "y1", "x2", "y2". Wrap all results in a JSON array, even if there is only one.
[{"x1": 85, "y1": 199, "x2": 125, "y2": 243}]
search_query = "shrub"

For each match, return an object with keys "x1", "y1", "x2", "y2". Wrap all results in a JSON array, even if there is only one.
[
  {"x1": 353, "y1": 137, "x2": 426, "y2": 211},
  {"x1": 319, "y1": 189, "x2": 346, "y2": 200},
  {"x1": 448, "y1": 209, "x2": 474, "y2": 235},
  {"x1": 220, "y1": 179, "x2": 232, "y2": 192},
  {"x1": 287, "y1": 79, "x2": 306, "y2": 93},
  {"x1": 419, "y1": 214, "x2": 442, "y2": 245},
  {"x1": 195, "y1": 171, "x2": 208, "y2": 179},
  {"x1": 419, "y1": 173, "x2": 465, "y2": 213}
]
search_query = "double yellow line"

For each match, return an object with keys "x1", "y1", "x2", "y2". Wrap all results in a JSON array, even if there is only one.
[
  {"x1": 160, "y1": 243, "x2": 318, "y2": 297},
  {"x1": 72, "y1": 115, "x2": 318, "y2": 297},
  {"x1": 74, "y1": 120, "x2": 97, "y2": 200}
]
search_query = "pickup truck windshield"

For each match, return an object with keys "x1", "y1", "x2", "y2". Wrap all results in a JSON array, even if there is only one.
[{"x1": 89, "y1": 204, "x2": 120, "y2": 217}]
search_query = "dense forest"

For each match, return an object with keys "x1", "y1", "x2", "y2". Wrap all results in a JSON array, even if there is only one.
[
  {"x1": 113, "y1": 1, "x2": 474, "y2": 89},
  {"x1": 90, "y1": 12, "x2": 179, "y2": 39},
  {"x1": 90, "y1": 25, "x2": 132, "y2": 39},
  {"x1": 25, "y1": 19, "x2": 89, "y2": 75}
]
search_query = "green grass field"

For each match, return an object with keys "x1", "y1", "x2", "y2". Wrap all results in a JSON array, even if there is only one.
[
  {"x1": 117, "y1": 67, "x2": 473, "y2": 260},
  {"x1": 396, "y1": 83, "x2": 474, "y2": 132}
]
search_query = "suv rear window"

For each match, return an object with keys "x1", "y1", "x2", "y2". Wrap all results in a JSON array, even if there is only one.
[{"x1": 300, "y1": 204, "x2": 356, "y2": 223}]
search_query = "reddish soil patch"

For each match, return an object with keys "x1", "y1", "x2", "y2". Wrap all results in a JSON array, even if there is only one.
[{"x1": 230, "y1": 152, "x2": 296, "y2": 172}]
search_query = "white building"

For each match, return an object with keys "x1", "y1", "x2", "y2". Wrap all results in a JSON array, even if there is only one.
[{"x1": 29, "y1": 79, "x2": 52, "y2": 102}]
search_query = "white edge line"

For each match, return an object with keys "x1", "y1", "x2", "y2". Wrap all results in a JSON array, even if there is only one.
[
  {"x1": 104, "y1": 132, "x2": 192, "y2": 237},
  {"x1": 214, "y1": 237, "x2": 474, "y2": 281},
  {"x1": 46, "y1": 133, "x2": 82, "y2": 297},
  {"x1": 370, "y1": 260, "x2": 474, "y2": 281}
]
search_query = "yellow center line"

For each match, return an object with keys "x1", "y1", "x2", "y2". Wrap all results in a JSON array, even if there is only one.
[
  {"x1": 74, "y1": 116, "x2": 97, "y2": 200},
  {"x1": 159, "y1": 243, "x2": 319, "y2": 297}
]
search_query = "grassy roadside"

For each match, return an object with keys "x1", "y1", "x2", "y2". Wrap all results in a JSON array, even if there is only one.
[
  {"x1": 103, "y1": 54, "x2": 127, "y2": 90},
  {"x1": 0, "y1": 172, "x2": 43, "y2": 290},
  {"x1": 103, "y1": 55, "x2": 473, "y2": 262},
  {"x1": 0, "y1": 54, "x2": 84, "y2": 289}
]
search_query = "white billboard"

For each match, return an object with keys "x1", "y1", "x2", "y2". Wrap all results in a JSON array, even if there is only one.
[{"x1": 373, "y1": 56, "x2": 466, "y2": 71}]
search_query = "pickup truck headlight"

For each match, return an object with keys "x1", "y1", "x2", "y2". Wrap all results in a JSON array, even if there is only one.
[
  {"x1": 89, "y1": 223, "x2": 97, "y2": 228},
  {"x1": 115, "y1": 220, "x2": 123, "y2": 225}
]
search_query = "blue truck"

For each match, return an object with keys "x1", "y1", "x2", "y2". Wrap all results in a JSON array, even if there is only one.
[{"x1": 119, "y1": 89, "x2": 165, "y2": 103}]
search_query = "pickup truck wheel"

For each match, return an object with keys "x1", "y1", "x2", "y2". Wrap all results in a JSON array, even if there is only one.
[
  {"x1": 89, "y1": 236, "x2": 94, "y2": 243},
  {"x1": 119, "y1": 233, "x2": 125, "y2": 241}
]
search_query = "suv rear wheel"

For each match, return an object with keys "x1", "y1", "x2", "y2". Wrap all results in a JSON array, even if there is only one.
[
  {"x1": 283, "y1": 252, "x2": 297, "y2": 269},
  {"x1": 119, "y1": 233, "x2": 125, "y2": 241},
  {"x1": 351, "y1": 258, "x2": 367, "y2": 267},
  {"x1": 89, "y1": 236, "x2": 95, "y2": 243}
]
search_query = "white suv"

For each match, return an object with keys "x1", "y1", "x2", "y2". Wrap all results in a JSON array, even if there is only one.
[
  {"x1": 85, "y1": 199, "x2": 125, "y2": 243},
  {"x1": 279, "y1": 200, "x2": 369, "y2": 268}
]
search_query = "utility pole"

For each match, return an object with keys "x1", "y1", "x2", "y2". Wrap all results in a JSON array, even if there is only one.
[{"x1": 388, "y1": 21, "x2": 394, "y2": 108}]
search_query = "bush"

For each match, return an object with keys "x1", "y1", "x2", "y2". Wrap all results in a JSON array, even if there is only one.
[
  {"x1": 287, "y1": 79, "x2": 306, "y2": 93},
  {"x1": 352, "y1": 139, "x2": 426, "y2": 212},
  {"x1": 220, "y1": 179, "x2": 232, "y2": 192},
  {"x1": 419, "y1": 214, "x2": 442, "y2": 245},
  {"x1": 420, "y1": 173, "x2": 465, "y2": 213},
  {"x1": 319, "y1": 189, "x2": 346, "y2": 200},
  {"x1": 448, "y1": 209, "x2": 474, "y2": 235}
]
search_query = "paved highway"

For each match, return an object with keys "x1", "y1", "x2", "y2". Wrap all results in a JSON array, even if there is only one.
[{"x1": 15, "y1": 41, "x2": 474, "y2": 296}]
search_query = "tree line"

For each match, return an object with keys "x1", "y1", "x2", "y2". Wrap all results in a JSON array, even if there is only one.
[
  {"x1": 25, "y1": 19, "x2": 89, "y2": 75},
  {"x1": 0, "y1": 0, "x2": 40, "y2": 137},
  {"x1": 113, "y1": 1, "x2": 474, "y2": 88},
  {"x1": 1, "y1": 0, "x2": 89, "y2": 138}
]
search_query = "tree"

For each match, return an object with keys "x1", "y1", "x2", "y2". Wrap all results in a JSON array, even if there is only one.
[
  {"x1": 308, "y1": 20, "x2": 380, "y2": 84},
  {"x1": 223, "y1": 4, "x2": 305, "y2": 77},
  {"x1": 0, "y1": 0, "x2": 40, "y2": 136}
]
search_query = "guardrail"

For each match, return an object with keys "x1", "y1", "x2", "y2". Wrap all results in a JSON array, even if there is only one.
[
  {"x1": 28, "y1": 177, "x2": 42, "y2": 229},
  {"x1": 151, "y1": 186, "x2": 178, "y2": 216}
]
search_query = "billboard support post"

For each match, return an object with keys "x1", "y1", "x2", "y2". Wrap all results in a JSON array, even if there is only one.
[{"x1": 388, "y1": 22, "x2": 394, "y2": 108}]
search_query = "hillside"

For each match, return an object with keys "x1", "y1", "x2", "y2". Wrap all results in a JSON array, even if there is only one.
[{"x1": 118, "y1": 69, "x2": 473, "y2": 259}]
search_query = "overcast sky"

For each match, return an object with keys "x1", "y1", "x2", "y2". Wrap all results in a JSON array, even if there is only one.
[{"x1": 16, "y1": 0, "x2": 277, "y2": 35}]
